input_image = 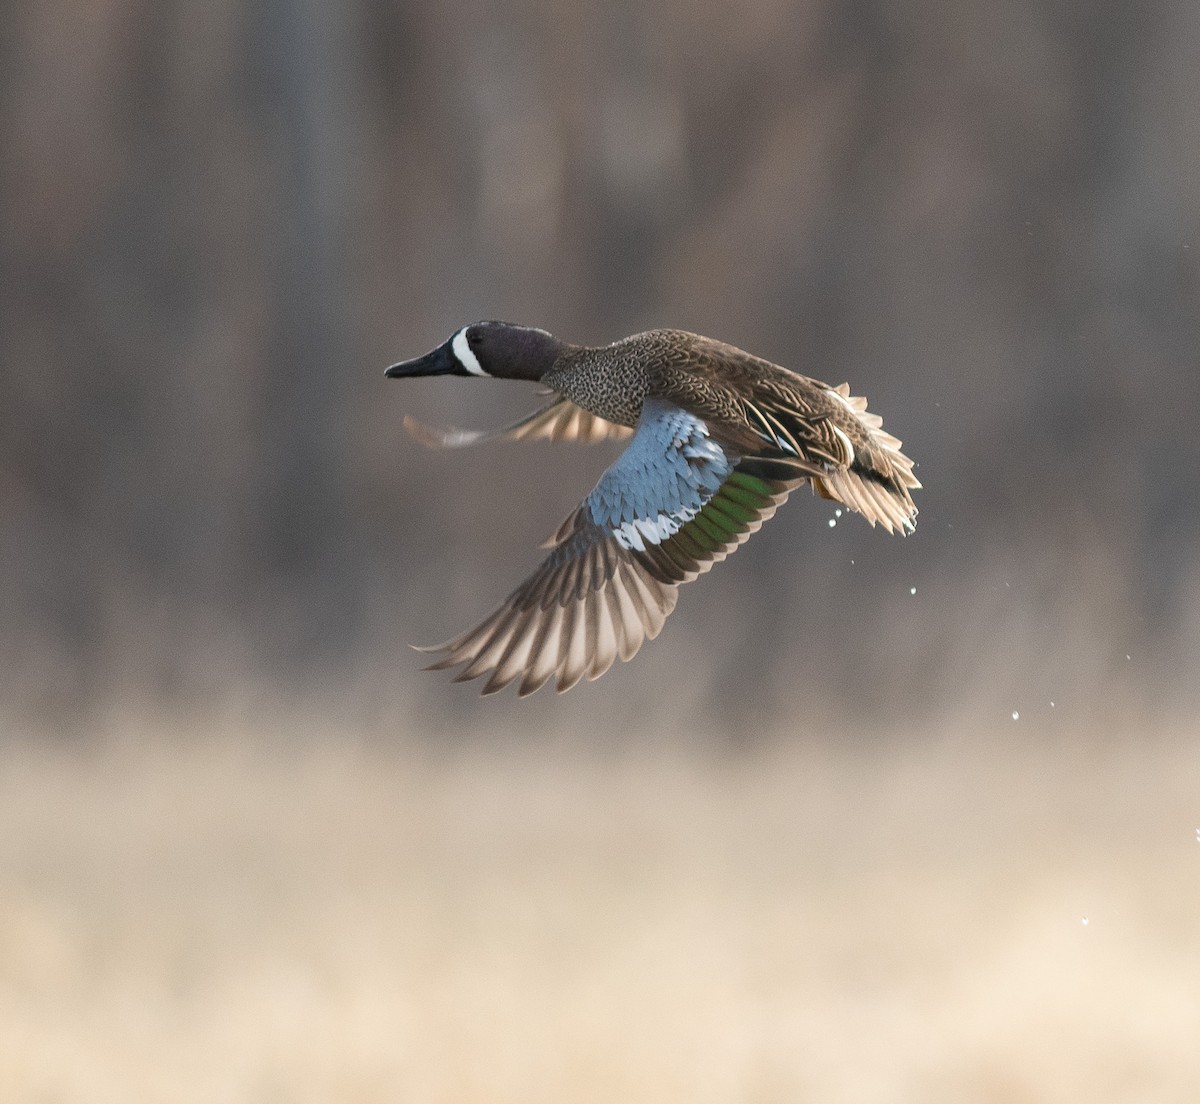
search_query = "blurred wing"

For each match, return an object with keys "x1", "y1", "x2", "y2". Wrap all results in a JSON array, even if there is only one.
[
  {"x1": 403, "y1": 396, "x2": 633, "y2": 448},
  {"x1": 418, "y1": 400, "x2": 798, "y2": 696}
]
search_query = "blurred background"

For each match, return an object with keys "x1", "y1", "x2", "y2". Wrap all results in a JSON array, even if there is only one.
[{"x1": 2, "y1": 1, "x2": 1198, "y2": 1100}]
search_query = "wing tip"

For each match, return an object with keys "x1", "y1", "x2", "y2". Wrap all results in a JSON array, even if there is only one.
[{"x1": 401, "y1": 413, "x2": 480, "y2": 449}]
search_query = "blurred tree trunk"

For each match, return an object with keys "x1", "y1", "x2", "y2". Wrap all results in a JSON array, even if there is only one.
[{"x1": 253, "y1": 0, "x2": 362, "y2": 668}]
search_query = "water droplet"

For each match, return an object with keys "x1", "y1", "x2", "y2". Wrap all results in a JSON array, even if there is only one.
[
  {"x1": 1049, "y1": 701, "x2": 1055, "y2": 708},
  {"x1": 1125, "y1": 654, "x2": 1131, "y2": 661},
  {"x1": 1081, "y1": 916, "x2": 1089, "y2": 926},
  {"x1": 909, "y1": 587, "x2": 917, "y2": 596},
  {"x1": 828, "y1": 518, "x2": 836, "y2": 528},
  {"x1": 1011, "y1": 711, "x2": 1020, "y2": 721},
  {"x1": 835, "y1": 509, "x2": 842, "y2": 517}
]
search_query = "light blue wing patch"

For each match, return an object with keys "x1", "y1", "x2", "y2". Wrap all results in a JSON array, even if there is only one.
[{"x1": 585, "y1": 400, "x2": 733, "y2": 552}]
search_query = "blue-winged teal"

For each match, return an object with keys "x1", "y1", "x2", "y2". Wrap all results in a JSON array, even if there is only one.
[{"x1": 386, "y1": 322, "x2": 920, "y2": 696}]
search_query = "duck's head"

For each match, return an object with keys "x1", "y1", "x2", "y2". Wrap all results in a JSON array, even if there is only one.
[{"x1": 385, "y1": 322, "x2": 567, "y2": 382}]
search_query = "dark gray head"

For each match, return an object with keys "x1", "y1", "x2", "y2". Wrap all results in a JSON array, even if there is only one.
[{"x1": 385, "y1": 321, "x2": 568, "y2": 382}]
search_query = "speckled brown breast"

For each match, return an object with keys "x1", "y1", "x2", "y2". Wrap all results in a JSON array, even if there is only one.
[
  {"x1": 542, "y1": 336, "x2": 656, "y2": 427},
  {"x1": 543, "y1": 329, "x2": 765, "y2": 433}
]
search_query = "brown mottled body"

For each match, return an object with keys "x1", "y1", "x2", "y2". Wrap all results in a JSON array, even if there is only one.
[{"x1": 545, "y1": 329, "x2": 908, "y2": 499}]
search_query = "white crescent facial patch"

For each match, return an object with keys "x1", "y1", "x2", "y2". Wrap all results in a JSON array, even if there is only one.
[{"x1": 452, "y1": 327, "x2": 488, "y2": 376}]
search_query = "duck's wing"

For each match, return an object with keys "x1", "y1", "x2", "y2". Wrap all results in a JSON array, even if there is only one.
[
  {"x1": 417, "y1": 399, "x2": 800, "y2": 696},
  {"x1": 735, "y1": 380, "x2": 921, "y2": 534},
  {"x1": 403, "y1": 396, "x2": 633, "y2": 449}
]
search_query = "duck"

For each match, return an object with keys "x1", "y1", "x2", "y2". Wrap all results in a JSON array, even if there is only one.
[{"x1": 385, "y1": 322, "x2": 920, "y2": 697}]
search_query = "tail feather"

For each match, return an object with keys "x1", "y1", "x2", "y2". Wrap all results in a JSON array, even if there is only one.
[{"x1": 815, "y1": 389, "x2": 920, "y2": 534}]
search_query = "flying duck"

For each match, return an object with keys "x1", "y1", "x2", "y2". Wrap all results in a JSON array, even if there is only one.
[{"x1": 386, "y1": 322, "x2": 920, "y2": 696}]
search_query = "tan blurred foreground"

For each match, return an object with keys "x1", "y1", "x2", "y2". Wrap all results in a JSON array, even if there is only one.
[{"x1": 1, "y1": 715, "x2": 1197, "y2": 1103}]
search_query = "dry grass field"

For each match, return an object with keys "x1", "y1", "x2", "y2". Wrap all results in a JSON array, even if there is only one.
[{"x1": 0, "y1": 710, "x2": 1197, "y2": 1103}]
